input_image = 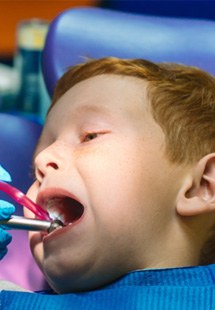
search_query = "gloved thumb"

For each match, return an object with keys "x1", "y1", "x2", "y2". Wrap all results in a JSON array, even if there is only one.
[
  {"x1": 0, "y1": 165, "x2": 12, "y2": 182},
  {"x1": 0, "y1": 200, "x2": 15, "y2": 219}
]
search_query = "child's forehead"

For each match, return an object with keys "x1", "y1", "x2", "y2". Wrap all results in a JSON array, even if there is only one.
[
  {"x1": 41, "y1": 76, "x2": 153, "y2": 132},
  {"x1": 50, "y1": 74, "x2": 150, "y2": 117}
]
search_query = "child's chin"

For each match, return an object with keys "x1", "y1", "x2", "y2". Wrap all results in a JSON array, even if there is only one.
[{"x1": 44, "y1": 267, "x2": 110, "y2": 294}]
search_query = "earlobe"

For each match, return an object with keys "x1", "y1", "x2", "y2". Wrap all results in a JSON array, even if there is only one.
[{"x1": 176, "y1": 153, "x2": 215, "y2": 217}]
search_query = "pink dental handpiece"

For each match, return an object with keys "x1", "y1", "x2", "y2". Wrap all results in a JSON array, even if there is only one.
[{"x1": 0, "y1": 180, "x2": 50, "y2": 220}]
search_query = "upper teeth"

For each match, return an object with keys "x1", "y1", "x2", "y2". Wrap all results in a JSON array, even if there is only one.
[
  {"x1": 48, "y1": 210, "x2": 65, "y2": 222},
  {"x1": 46, "y1": 199, "x2": 65, "y2": 223}
]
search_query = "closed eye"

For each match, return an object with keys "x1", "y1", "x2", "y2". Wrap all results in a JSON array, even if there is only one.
[
  {"x1": 82, "y1": 133, "x2": 99, "y2": 142},
  {"x1": 81, "y1": 131, "x2": 110, "y2": 143}
]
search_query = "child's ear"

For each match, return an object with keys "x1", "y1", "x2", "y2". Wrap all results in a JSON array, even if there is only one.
[{"x1": 176, "y1": 153, "x2": 215, "y2": 217}]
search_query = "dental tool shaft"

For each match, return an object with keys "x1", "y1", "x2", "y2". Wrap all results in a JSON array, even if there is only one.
[{"x1": 0, "y1": 216, "x2": 63, "y2": 232}]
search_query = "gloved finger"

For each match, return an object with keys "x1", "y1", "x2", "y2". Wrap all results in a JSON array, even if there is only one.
[
  {"x1": 0, "y1": 248, "x2": 7, "y2": 259},
  {"x1": 0, "y1": 229, "x2": 12, "y2": 248},
  {"x1": 0, "y1": 228, "x2": 12, "y2": 260},
  {"x1": 0, "y1": 200, "x2": 15, "y2": 220},
  {"x1": 0, "y1": 165, "x2": 12, "y2": 182}
]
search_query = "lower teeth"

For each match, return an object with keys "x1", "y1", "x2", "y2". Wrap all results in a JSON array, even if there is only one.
[{"x1": 48, "y1": 219, "x2": 64, "y2": 233}]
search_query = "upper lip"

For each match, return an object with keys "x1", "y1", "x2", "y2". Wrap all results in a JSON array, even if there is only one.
[{"x1": 36, "y1": 187, "x2": 85, "y2": 225}]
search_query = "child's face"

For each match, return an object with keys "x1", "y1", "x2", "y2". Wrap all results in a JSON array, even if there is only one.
[{"x1": 26, "y1": 74, "x2": 186, "y2": 293}]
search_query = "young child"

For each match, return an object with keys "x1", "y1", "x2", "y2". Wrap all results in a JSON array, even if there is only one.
[{"x1": 0, "y1": 57, "x2": 215, "y2": 309}]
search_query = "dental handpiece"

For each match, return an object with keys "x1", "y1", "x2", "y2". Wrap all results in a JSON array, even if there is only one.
[
  {"x1": 0, "y1": 216, "x2": 64, "y2": 233},
  {"x1": 0, "y1": 181, "x2": 50, "y2": 220}
]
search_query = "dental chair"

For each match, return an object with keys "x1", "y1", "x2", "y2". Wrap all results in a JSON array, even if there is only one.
[
  {"x1": 1, "y1": 6, "x2": 215, "y2": 292},
  {"x1": 0, "y1": 113, "x2": 45, "y2": 291},
  {"x1": 42, "y1": 7, "x2": 215, "y2": 97}
]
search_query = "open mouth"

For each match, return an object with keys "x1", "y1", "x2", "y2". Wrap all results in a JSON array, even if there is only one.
[{"x1": 45, "y1": 196, "x2": 84, "y2": 226}]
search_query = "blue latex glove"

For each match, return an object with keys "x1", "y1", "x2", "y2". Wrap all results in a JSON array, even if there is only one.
[
  {"x1": 0, "y1": 200, "x2": 15, "y2": 259},
  {"x1": 0, "y1": 164, "x2": 12, "y2": 182},
  {"x1": 0, "y1": 165, "x2": 15, "y2": 259}
]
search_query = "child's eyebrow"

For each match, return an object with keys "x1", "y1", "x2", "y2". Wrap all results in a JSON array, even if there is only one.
[{"x1": 73, "y1": 104, "x2": 111, "y2": 116}]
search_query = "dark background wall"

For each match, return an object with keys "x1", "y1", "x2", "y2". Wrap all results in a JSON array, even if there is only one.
[{"x1": 101, "y1": 1, "x2": 215, "y2": 20}]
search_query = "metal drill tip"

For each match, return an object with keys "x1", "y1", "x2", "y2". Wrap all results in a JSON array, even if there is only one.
[{"x1": 48, "y1": 219, "x2": 64, "y2": 233}]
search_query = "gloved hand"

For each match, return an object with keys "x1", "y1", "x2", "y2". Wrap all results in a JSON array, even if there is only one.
[
  {"x1": 0, "y1": 200, "x2": 15, "y2": 260},
  {"x1": 0, "y1": 165, "x2": 15, "y2": 259},
  {"x1": 0, "y1": 164, "x2": 12, "y2": 182}
]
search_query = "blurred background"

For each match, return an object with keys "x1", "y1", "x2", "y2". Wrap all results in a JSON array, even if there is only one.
[{"x1": 0, "y1": 0, "x2": 214, "y2": 123}]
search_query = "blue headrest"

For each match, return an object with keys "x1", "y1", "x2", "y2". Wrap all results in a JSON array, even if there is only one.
[
  {"x1": 0, "y1": 113, "x2": 42, "y2": 212},
  {"x1": 0, "y1": 114, "x2": 42, "y2": 189},
  {"x1": 0, "y1": 113, "x2": 46, "y2": 291},
  {"x1": 42, "y1": 7, "x2": 215, "y2": 97}
]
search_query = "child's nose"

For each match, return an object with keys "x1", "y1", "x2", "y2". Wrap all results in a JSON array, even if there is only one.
[{"x1": 34, "y1": 143, "x2": 64, "y2": 182}]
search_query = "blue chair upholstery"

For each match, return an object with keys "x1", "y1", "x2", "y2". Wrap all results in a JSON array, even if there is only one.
[
  {"x1": 42, "y1": 7, "x2": 215, "y2": 97},
  {"x1": 0, "y1": 113, "x2": 48, "y2": 291},
  {"x1": 0, "y1": 113, "x2": 41, "y2": 199}
]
